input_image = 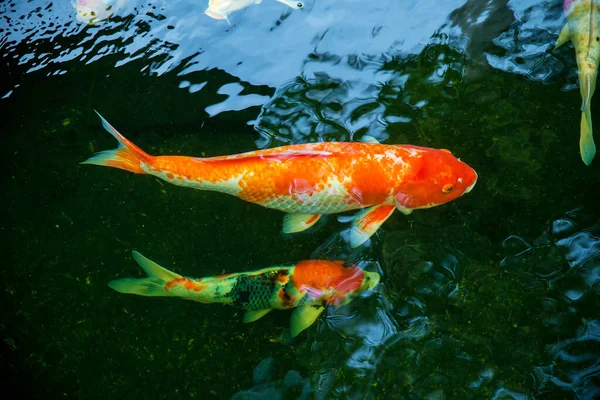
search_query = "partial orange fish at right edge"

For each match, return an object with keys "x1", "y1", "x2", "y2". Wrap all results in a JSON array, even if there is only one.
[{"x1": 555, "y1": 0, "x2": 600, "y2": 165}]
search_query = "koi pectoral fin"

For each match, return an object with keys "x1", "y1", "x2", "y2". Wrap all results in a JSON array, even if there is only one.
[
  {"x1": 554, "y1": 24, "x2": 570, "y2": 50},
  {"x1": 348, "y1": 204, "x2": 396, "y2": 248},
  {"x1": 282, "y1": 213, "x2": 321, "y2": 233},
  {"x1": 290, "y1": 305, "x2": 325, "y2": 337},
  {"x1": 243, "y1": 309, "x2": 272, "y2": 323}
]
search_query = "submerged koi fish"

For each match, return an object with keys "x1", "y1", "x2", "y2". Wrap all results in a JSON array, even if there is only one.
[
  {"x1": 72, "y1": 0, "x2": 126, "y2": 25},
  {"x1": 109, "y1": 251, "x2": 380, "y2": 337},
  {"x1": 555, "y1": 0, "x2": 600, "y2": 165},
  {"x1": 205, "y1": 0, "x2": 304, "y2": 21},
  {"x1": 83, "y1": 112, "x2": 477, "y2": 247}
]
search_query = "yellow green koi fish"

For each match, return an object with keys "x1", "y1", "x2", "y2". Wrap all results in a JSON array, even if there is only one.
[
  {"x1": 109, "y1": 251, "x2": 380, "y2": 337},
  {"x1": 555, "y1": 0, "x2": 600, "y2": 165}
]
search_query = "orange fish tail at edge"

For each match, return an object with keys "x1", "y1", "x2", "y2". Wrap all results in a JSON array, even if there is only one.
[{"x1": 81, "y1": 111, "x2": 153, "y2": 174}]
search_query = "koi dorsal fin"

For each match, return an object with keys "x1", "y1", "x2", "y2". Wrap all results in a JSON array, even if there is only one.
[{"x1": 203, "y1": 149, "x2": 334, "y2": 166}]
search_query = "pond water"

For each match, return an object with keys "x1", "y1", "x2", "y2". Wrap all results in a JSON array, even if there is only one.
[{"x1": 2, "y1": 0, "x2": 600, "y2": 398}]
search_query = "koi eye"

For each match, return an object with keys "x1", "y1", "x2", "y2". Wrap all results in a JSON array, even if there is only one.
[
  {"x1": 297, "y1": 2, "x2": 304, "y2": 8},
  {"x1": 442, "y1": 184, "x2": 454, "y2": 193},
  {"x1": 91, "y1": 11, "x2": 96, "y2": 16}
]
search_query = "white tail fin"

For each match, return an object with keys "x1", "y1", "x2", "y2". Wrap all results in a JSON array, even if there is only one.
[{"x1": 108, "y1": 251, "x2": 182, "y2": 297}]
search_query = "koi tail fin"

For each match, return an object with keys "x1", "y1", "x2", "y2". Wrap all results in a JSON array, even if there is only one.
[
  {"x1": 108, "y1": 251, "x2": 182, "y2": 297},
  {"x1": 81, "y1": 111, "x2": 152, "y2": 174},
  {"x1": 580, "y1": 110, "x2": 596, "y2": 165},
  {"x1": 579, "y1": 74, "x2": 596, "y2": 165}
]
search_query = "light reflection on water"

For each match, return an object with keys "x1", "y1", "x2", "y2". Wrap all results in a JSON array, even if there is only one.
[
  {"x1": 1, "y1": 0, "x2": 569, "y2": 94},
  {"x1": 2, "y1": 0, "x2": 600, "y2": 398},
  {"x1": 3, "y1": 0, "x2": 466, "y2": 112}
]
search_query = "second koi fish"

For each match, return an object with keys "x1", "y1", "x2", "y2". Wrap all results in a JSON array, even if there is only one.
[
  {"x1": 555, "y1": 0, "x2": 600, "y2": 165},
  {"x1": 109, "y1": 251, "x2": 380, "y2": 337},
  {"x1": 83, "y1": 112, "x2": 478, "y2": 247}
]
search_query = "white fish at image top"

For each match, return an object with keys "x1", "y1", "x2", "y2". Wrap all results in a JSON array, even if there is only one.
[
  {"x1": 205, "y1": 0, "x2": 304, "y2": 21},
  {"x1": 72, "y1": 0, "x2": 127, "y2": 25}
]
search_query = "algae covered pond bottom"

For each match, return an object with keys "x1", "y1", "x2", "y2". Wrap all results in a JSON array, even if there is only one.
[{"x1": 1, "y1": 0, "x2": 600, "y2": 399}]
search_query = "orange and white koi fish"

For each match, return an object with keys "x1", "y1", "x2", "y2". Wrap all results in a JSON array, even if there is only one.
[
  {"x1": 72, "y1": 0, "x2": 126, "y2": 25},
  {"x1": 83, "y1": 112, "x2": 477, "y2": 247},
  {"x1": 109, "y1": 251, "x2": 380, "y2": 337},
  {"x1": 555, "y1": 0, "x2": 600, "y2": 165},
  {"x1": 205, "y1": 0, "x2": 304, "y2": 21}
]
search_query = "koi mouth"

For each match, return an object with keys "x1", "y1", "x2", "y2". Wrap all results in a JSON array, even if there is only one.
[{"x1": 464, "y1": 173, "x2": 478, "y2": 194}]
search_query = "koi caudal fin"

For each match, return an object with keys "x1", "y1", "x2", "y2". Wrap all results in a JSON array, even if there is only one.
[
  {"x1": 81, "y1": 111, "x2": 152, "y2": 174},
  {"x1": 108, "y1": 251, "x2": 182, "y2": 297},
  {"x1": 580, "y1": 111, "x2": 596, "y2": 166}
]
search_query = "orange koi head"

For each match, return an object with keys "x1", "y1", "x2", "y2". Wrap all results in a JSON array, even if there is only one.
[
  {"x1": 291, "y1": 261, "x2": 380, "y2": 306},
  {"x1": 395, "y1": 147, "x2": 477, "y2": 211}
]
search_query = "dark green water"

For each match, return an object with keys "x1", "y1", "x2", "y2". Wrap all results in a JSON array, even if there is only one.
[{"x1": 2, "y1": 0, "x2": 599, "y2": 398}]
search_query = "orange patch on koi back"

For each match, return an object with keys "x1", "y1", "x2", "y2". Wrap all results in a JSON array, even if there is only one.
[
  {"x1": 277, "y1": 274, "x2": 290, "y2": 285},
  {"x1": 165, "y1": 277, "x2": 206, "y2": 292},
  {"x1": 165, "y1": 277, "x2": 185, "y2": 290},
  {"x1": 345, "y1": 146, "x2": 421, "y2": 205},
  {"x1": 278, "y1": 288, "x2": 294, "y2": 307},
  {"x1": 346, "y1": 166, "x2": 394, "y2": 206}
]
